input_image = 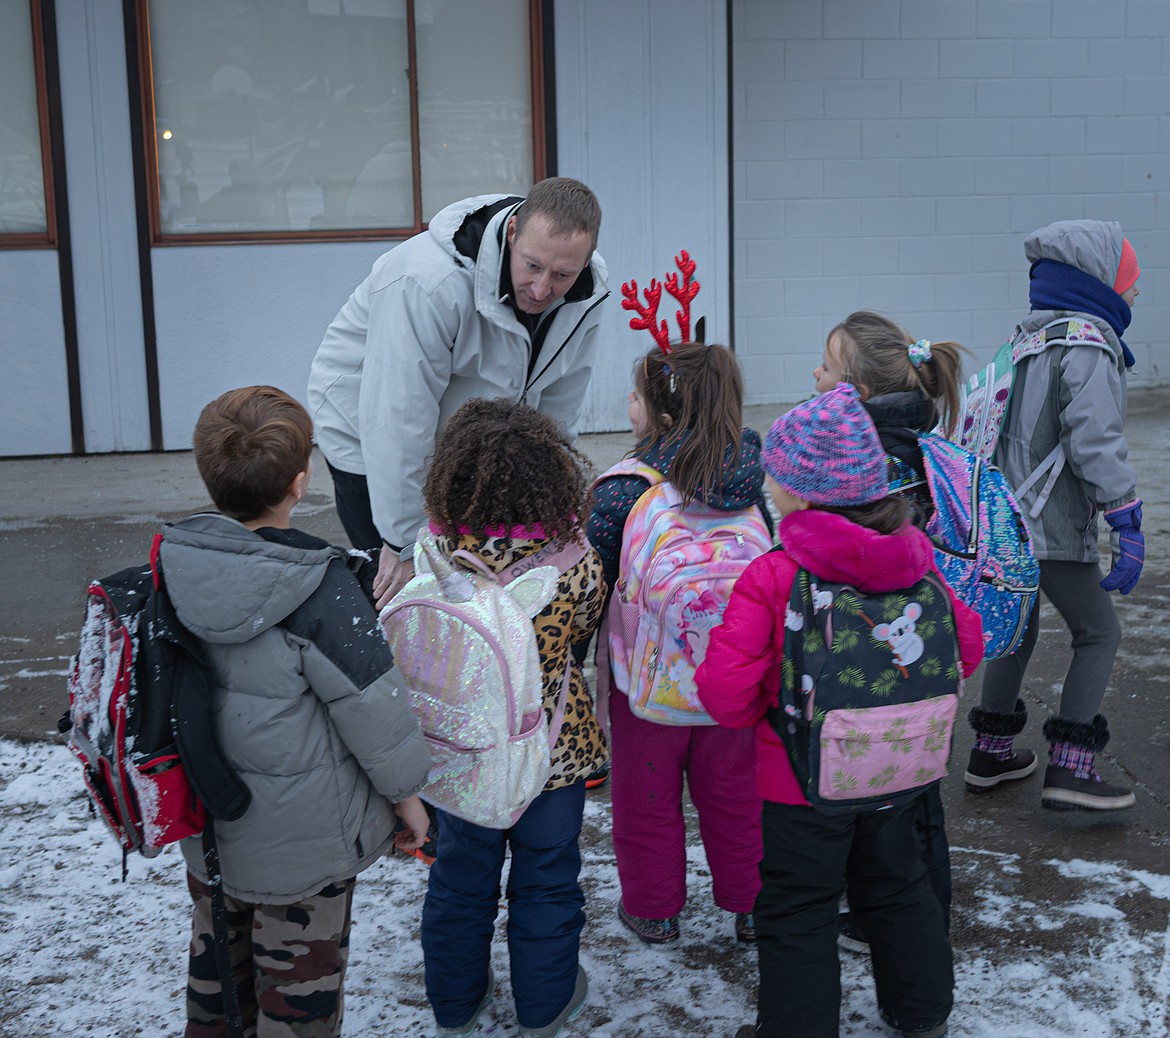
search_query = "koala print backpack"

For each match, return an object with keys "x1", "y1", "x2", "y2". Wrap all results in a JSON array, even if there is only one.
[{"x1": 769, "y1": 567, "x2": 962, "y2": 813}]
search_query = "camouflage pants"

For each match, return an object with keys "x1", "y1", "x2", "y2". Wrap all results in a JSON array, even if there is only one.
[{"x1": 185, "y1": 872, "x2": 355, "y2": 1038}]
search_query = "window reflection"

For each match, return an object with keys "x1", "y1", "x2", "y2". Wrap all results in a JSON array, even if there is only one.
[
  {"x1": 0, "y1": 1, "x2": 48, "y2": 235},
  {"x1": 148, "y1": 0, "x2": 533, "y2": 237}
]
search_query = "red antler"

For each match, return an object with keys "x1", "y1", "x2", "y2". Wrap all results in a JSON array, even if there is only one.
[
  {"x1": 621, "y1": 277, "x2": 671, "y2": 354},
  {"x1": 663, "y1": 249, "x2": 700, "y2": 342}
]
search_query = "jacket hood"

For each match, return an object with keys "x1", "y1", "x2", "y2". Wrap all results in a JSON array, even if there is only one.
[
  {"x1": 1024, "y1": 220, "x2": 1123, "y2": 287},
  {"x1": 778, "y1": 509, "x2": 934, "y2": 593},
  {"x1": 863, "y1": 390, "x2": 936, "y2": 435},
  {"x1": 159, "y1": 514, "x2": 342, "y2": 643},
  {"x1": 427, "y1": 193, "x2": 518, "y2": 267}
]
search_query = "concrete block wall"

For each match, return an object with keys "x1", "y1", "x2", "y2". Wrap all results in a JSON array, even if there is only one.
[{"x1": 733, "y1": 0, "x2": 1170, "y2": 405}]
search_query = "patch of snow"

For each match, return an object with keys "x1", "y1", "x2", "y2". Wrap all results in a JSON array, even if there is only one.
[{"x1": 2, "y1": 740, "x2": 1170, "y2": 1037}]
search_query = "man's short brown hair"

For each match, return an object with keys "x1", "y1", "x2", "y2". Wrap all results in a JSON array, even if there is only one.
[
  {"x1": 193, "y1": 386, "x2": 313, "y2": 522},
  {"x1": 514, "y1": 176, "x2": 601, "y2": 250}
]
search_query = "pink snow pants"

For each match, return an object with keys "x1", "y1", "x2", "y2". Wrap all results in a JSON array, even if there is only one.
[{"x1": 609, "y1": 689, "x2": 763, "y2": 919}]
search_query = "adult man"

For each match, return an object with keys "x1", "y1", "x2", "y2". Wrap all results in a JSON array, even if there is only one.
[{"x1": 309, "y1": 177, "x2": 607, "y2": 607}]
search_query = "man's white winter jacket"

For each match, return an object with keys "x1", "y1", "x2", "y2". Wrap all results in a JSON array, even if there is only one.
[{"x1": 308, "y1": 194, "x2": 609, "y2": 550}]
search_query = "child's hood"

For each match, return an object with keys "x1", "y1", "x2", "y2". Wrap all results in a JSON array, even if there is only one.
[
  {"x1": 1024, "y1": 219, "x2": 1122, "y2": 286},
  {"x1": 778, "y1": 509, "x2": 934, "y2": 592},
  {"x1": 158, "y1": 513, "x2": 343, "y2": 643}
]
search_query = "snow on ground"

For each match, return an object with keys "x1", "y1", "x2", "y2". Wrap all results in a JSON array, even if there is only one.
[{"x1": 2, "y1": 738, "x2": 1169, "y2": 1038}]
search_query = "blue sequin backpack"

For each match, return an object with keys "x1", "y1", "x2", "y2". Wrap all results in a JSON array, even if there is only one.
[
  {"x1": 380, "y1": 529, "x2": 588, "y2": 829},
  {"x1": 910, "y1": 433, "x2": 1039, "y2": 660}
]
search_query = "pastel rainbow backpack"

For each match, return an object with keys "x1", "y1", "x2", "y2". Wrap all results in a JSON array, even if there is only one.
[{"x1": 603, "y1": 459, "x2": 772, "y2": 725}]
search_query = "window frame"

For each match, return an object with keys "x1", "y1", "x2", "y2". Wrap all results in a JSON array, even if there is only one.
[
  {"x1": 0, "y1": 0, "x2": 58, "y2": 250},
  {"x1": 134, "y1": 0, "x2": 549, "y2": 246}
]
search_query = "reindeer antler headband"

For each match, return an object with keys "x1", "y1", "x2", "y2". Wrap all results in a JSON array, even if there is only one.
[{"x1": 621, "y1": 250, "x2": 701, "y2": 355}]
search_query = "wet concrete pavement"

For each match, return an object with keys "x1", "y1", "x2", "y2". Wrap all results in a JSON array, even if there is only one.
[{"x1": 2, "y1": 391, "x2": 1168, "y2": 883}]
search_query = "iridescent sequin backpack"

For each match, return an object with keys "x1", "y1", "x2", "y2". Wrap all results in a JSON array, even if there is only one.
[
  {"x1": 379, "y1": 529, "x2": 588, "y2": 829},
  {"x1": 909, "y1": 431, "x2": 1038, "y2": 660}
]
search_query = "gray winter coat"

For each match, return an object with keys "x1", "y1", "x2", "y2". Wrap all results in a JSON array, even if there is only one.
[
  {"x1": 995, "y1": 220, "x2": 1137, "y2": 563},
  {"x1": 308, "y1": 193, "x2": 610, "y2": 550},
  {"x1": 160, "y1": 513, "x2": 430, "y2": 903}
]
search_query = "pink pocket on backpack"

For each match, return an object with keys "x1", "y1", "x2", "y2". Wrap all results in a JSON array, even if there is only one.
[{"x1": 816, "y1": 694, "x2": 958, "y2": 802}]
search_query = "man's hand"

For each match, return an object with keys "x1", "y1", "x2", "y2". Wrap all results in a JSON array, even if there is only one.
[
  {"x1": 391, "y1": 795, "x2": 431, "y2": 852},
  {"x1": 373, "y1": 549, "x2": 415, "y2": 610}
]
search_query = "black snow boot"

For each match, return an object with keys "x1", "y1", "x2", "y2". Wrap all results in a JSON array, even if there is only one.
[
  {"x1": 1041, "y1": 714, "x2": 1135, "y2": 811},
  {"x1": 964, "y1": 699, "x2": 1037, "y2": 793}
]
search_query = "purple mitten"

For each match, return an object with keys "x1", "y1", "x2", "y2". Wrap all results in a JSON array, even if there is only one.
[{"x1": 1100, "y1": 499, "x2": 1144, "y2": 595}]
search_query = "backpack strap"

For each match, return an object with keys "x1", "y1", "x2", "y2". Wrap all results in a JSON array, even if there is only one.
[
  {"x1": 498, "y1": 534, "x2": 591, "y2": 584},
  {"x1": 1013, "y1": 443, "x2": 1067, "y2": 518},
  {"x1": 152, "y1": 557, "x2": 252, "y2": 822},
  {"x1": 202, "y1": 821, "x2": 246, "y2": 1038},
  {"x1": 1014, "y1": 316, "x2": 1112, "y2": 364},
  {"x1": 499, "y1": 536, "x2": 591, "y2": 754},
  {"x1": 594, "y1": 457, "x2": 665, "y2": 490}
]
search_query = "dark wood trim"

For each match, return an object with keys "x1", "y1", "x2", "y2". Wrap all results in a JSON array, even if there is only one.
[
  {"x1": 0, "y1": 0, "x2": 55, "y2": 249},
  {"x1": 38, "y1": 0, "x2": 85, "y2": 453},
  {"x1": 123, "y1": 0, "x2": 163, "y2": 449},
  {"x1": 532, "y1": 0, "x2": 551, "y2": 179},
  {"x1": 133, "y1": 0, "x2": 548, "y2": 244},
  {"x1": 725, "y1": 0, "x2": 735, "y2": 353},
  {"x1": 405, "y1": 0, "x2": 424, "y2": 228}
]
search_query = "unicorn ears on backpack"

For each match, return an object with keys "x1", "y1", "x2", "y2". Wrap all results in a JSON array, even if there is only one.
[{"x1": 762, "y1": 384, "x2": 888, "y2": 509}]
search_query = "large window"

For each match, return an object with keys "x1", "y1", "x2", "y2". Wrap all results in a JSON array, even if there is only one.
[
  {"x1": 142, "y1": 0, "x2": 544, "y2": 242},
  {"x1": 0, "y1": 0, "x2": 52, "y2": 243}
]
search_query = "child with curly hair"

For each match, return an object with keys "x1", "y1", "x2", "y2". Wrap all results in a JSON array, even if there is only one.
[{"x1": 417, "y1": 398, "x2": 607, "y2": 1038}]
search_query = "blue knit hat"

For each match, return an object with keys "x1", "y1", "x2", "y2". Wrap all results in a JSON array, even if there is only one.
[{"x1": 763, "y1": 383, "x2": 888, "y2": 505}]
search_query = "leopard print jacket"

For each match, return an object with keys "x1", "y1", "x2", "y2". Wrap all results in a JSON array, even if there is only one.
[{"x1": 434, "y1": 530, "x2": 609, "y2": 790}]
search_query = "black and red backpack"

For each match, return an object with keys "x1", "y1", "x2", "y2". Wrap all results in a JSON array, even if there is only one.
[{"x1": 60, "y1": 534, "x2": 250, "y2": 859}]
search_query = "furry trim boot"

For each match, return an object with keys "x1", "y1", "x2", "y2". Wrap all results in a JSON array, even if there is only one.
[
  {"x1": 1040, "y1": 714, "x2": 1135, "y2": 811},
  {"x1": 964, "y1": 699, "x2": 1037, "y2": 793},
  {"x1": 968, "y1": 698, "x2": 1028, "y2": 737}
]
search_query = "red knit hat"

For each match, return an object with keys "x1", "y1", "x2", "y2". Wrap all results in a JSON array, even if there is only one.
[{"x1": 1114, "y1": 237, "x2": 1140, "y2": 294}]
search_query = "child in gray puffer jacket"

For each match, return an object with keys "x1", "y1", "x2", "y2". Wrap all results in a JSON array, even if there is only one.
[{"x1": 162, "y1": 385, "x2": 431, "y2": 1037}]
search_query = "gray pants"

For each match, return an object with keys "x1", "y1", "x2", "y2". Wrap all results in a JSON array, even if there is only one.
[{"x1": 980, "y1": 560, "x2": 1121, "y2": 724}]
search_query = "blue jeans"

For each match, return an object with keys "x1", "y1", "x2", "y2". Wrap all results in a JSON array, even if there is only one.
[{"x1": 422, "y1": 782, "x2": 586, "y2": 1030}]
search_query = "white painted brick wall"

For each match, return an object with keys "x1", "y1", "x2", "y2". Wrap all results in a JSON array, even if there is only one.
[{"x1": 734, "y1": 0, "x2": 1170, "y2": 403}]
